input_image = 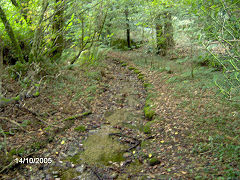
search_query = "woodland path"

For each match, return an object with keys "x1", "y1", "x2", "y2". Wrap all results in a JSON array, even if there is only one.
[
  {"x1": 3, "y1": 56, "x2": 150, "y2": 179},
  {"x1": 1, "y1": 51, "x2": 230, "y2": 180}
]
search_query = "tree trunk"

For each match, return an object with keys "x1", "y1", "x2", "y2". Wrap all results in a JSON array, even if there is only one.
[
  {"x1": 125, "y1": 7, "x2": 131, "y2": 49},
  {"x1": 0, "y1": 5, "x2": 24, "y2": 63},
  {"x1": 29, "y1": 1, "x2": 49, "y2": 62},
  {"x1": 50, "y1": 0, "x2": 65, "y2": 62},
  {"x1": 97, "y1": 10, "x2": 108, "y2": 41},
  {"x1": 156, "y1": 14, "x2": 166, "y2": 56},
  {"x1": 164, "y1": 12, "x2": 174, "y2": 48}
]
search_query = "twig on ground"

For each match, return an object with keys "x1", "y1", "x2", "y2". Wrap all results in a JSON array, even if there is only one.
[
  {"x1": 0, "y1": 116, "x2": 26, "y2": 132},
  {"x1": 109, "y1": 132, "x2": 141, "y2": 152}
]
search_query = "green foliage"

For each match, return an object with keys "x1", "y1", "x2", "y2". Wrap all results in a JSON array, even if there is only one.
[
  {"x1": 74, "y1": 125, "x2": 86, "y2": 132},
  {"x1": 75, "y1": 45, "x2": 110, "y2": 66},
  {"x1": 33, "y1": 91, "x2": 40, "y2": 97},
  {"x1": 110, "y1": 38, "x2": 142, "y2": 50},
  {"x1": 21, "y1": 120, "x2": 31, "y2": 127},
  {"x1": 190, "y1": 0, "x2": 240, "y2": 99},
  {"x1": 9, "y1": 147, "x2": 25, "y2": 156},
  {"x1": 8, "y1": 61, "x2": 28, "y2": 79}
]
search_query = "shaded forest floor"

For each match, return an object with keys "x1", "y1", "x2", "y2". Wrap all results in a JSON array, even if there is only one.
[{"x1": 0, "y1": 48, "x2": 239, "y2": 179}]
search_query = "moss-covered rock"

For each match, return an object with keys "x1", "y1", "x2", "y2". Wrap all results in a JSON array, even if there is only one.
[
  {"x1": 144, "y1": 106, "x2": 155, "y2": 120},
  {"x1": 143, "y1": 124, "x2": 151, "y2": 134},
  {"x1": 80, "y1": 126, "x2": 125, "y2": 166},
  {"x1": 138, "y1": 75, "x2": 144, "y2": 80},
  {"x1": 128, "y1": 66, "x2": 135, "y2": 70},
  {"x1": 143, "y1": 83, "x2": 151, "y2": 88},
  {"x1": 12, "y1": 95, "x2": 20, "y2": 101},
  {"x1": 145, "y1": 99, "x2": 152, "y2": 107},
  {"x1": 134, "y1": 69, "x2": 141, "y2": 74},
  {"x1": 33, "y1": 91, "x2": 40, "y2": 97},
  {"x1": 121, "y1": 63, "x2": 127, "y2": 67},
  {"x1": 149, "y1": 157, "x2": 160, "y2": 166}
]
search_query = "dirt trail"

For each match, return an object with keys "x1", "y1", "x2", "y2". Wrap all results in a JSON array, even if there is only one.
[
  {"x1": 2, "y1": 51, "x2": 222, "y2": 180},
  {"x1": 6, "y1": 57, "x2": 151, "y2": 179}
]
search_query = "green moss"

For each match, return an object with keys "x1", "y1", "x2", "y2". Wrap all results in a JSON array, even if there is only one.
[
  {"x1": 33, "y1": 91, "x2": 40, "y2": 97},
  {"x1": 0, "y1": 97, "x2": 11, "y2": 102},
  {"x1": 141, "y1": 140, "x2": 151, "y2": 148},
  {"x1": 80, "y1": 127, "x2": 126, "y2": 166},
  {"x1": 140, "y1": 120, "x2": 156, "y2": 134},
  {"x1": 64, "y1": 111, "x2": 92, "y2": 121},
  {"x1": 110, "y1": 38, "x2": 141, "y2": 50},
  {"x1": 143, "y1": 124, "x2": 151, "y2": 134},
  {"x1": 31, "y1": 141, "x2": 44, "y2": 151},
  {"x1": 138, "y1": 75, "x2": 144, "y2": 80},
  {"x1": 143, "y1": 83, "x2": 150, "y2": 88},
  {"x1": 12, "y1": 95, "x2": 20, "y2": 101},
  {"x1": 145, "y1": 99, "x2": 152, "y2": 107},
  {"x1": 9, "y1": 147, "x2": 25, "y2": 156},
  {"x1": 124, "y1": 160, "x2": 142, "y2": 174},
  {"x1": 140, "y1": 175, "x2": 149, "y2": 180},
  {"x1": 86, "y1": 71, "x2": 102, "y2": 81},
  {"x1": 74, "y1": 125, "x2": 86, "y2": 132},
  {"x1": 44, "y1": 126, "x2": 51, "y2": 131},
  {"x1": 146, "y1": 93, "x2": 156, "y2": 100},
  {"x1": 98, "y1": 151, "x2": 125, "y2": 165},
  {"x1": 61, "y1": 168, "x2": 80, "y2": 180},
  {"x1": 134, "y1": 69, "x2": 141, "y2": 74},
  {"x1": 68, "y1": 154, "x2": 81, "y2": 164},
  {"x1": 34, "y1": 83, "x2": 40, "y2": 87},
  {"x1": 144, "y1": 106, "x2": 155, "y2": 120},
  {"x1": 121, "y1": 63, "x2": 127, "y2": 67},
  {"x1": 21, "y1": 120, "x2": 31, "y2": 127},
  {"x1": 128, "y1": 66, "x2": 135, "y2": 70},
  {"x1": 149, "y1": 157, "x2": 160, "y2": 166}
]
